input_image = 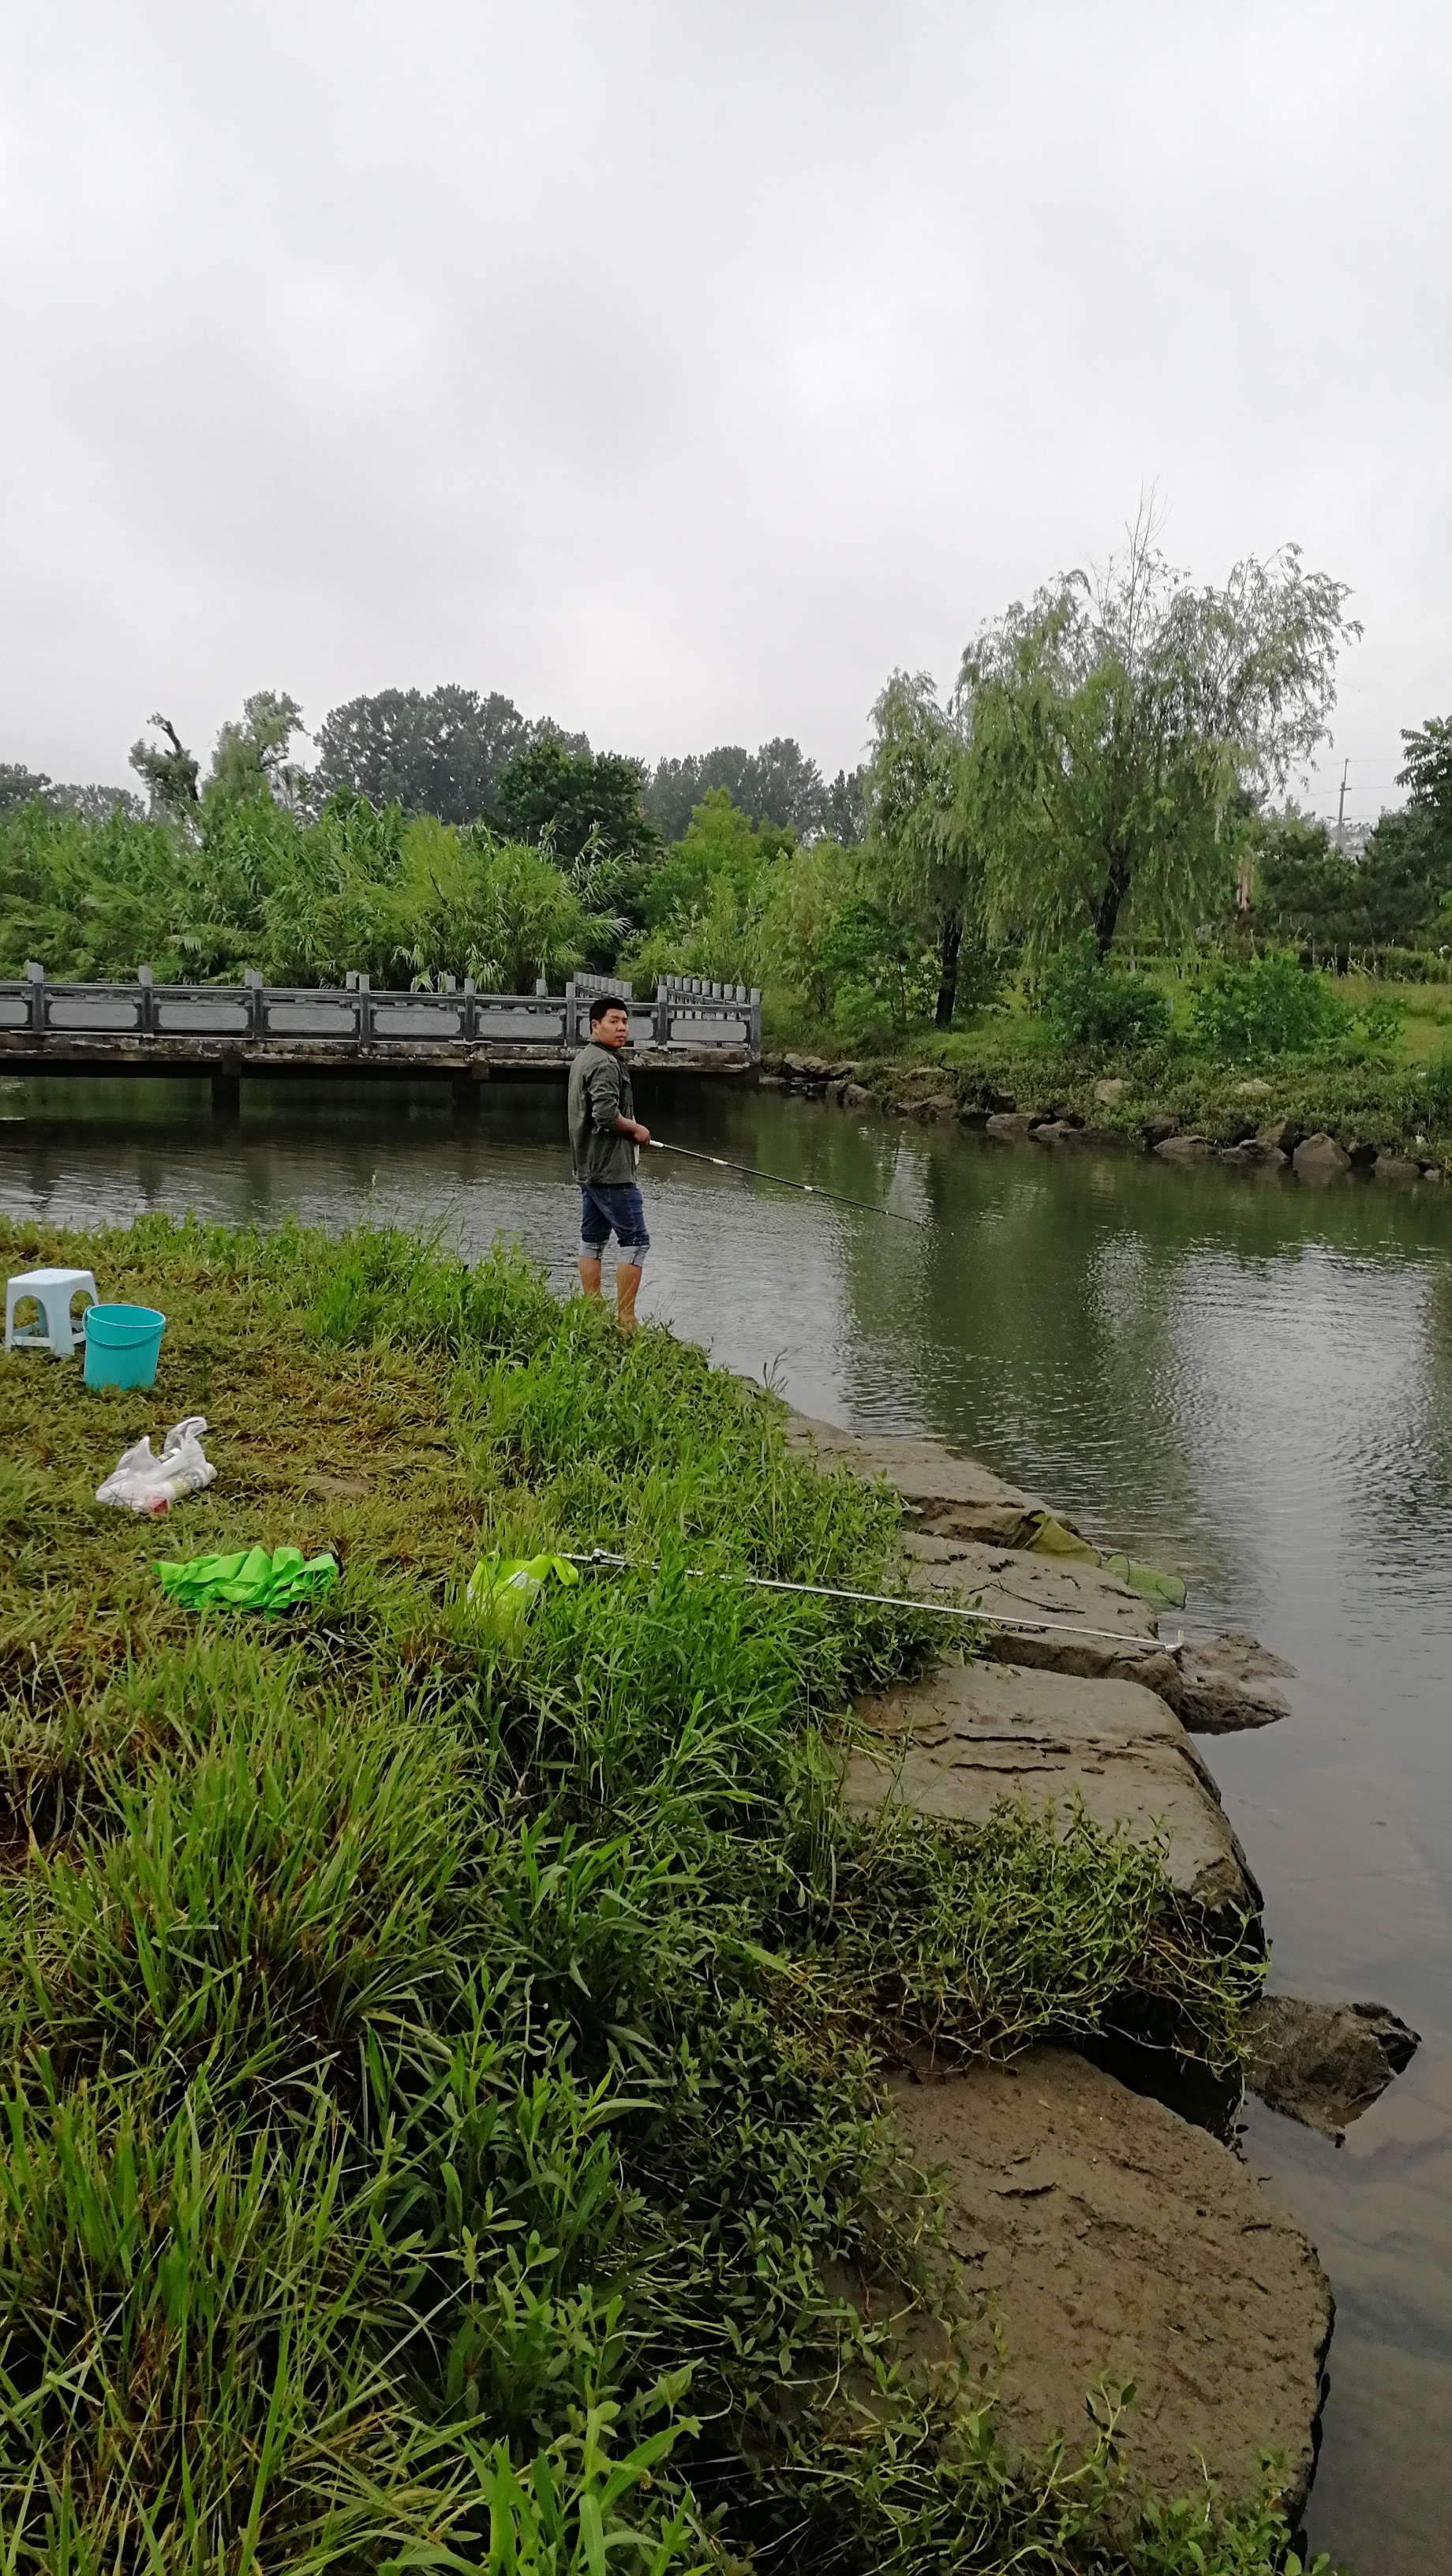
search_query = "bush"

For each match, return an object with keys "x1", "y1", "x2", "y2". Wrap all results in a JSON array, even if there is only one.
[
  {"x1": 1042, "y1": 939, "x2": 1173, "y2": 1052},
  {"x1": 1192, "y1": 950, "x2": 1403, "y2": 1065},
  {"x1": 1192, "y1": 951, "x2": 1347, "y2": 1061},
  {"x1": 1410, "y1": 1043, "x2": 1452, "y2": 1133},
  {"x1": 1368, "y1": 945, "x2": 1452, "y2": 983},
  {"x1": 1349, "y1": 991, "x2": 1406, "y2": 1054},
  {"x1": 818, "y1": 896, "x2": 938, "y2": 1042}
]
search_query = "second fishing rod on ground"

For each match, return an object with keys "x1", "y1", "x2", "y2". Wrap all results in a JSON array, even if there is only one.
[{"x1": 567, "y1": 994, "x2": 925, "y2": 1326}]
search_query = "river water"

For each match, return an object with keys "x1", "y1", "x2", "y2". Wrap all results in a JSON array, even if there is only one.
[{"x1": 4, "y1": 1069, "x2": 1451, "y2": 2571}]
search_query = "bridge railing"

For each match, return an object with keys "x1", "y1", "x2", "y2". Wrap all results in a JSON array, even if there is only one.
[
  {"x1": 0, "y1": 964, "x2": 758, "y2": 1054},
  {"x1": 652, "y1": 976, "x2": 761, "y2": 1052},
  {"x1": 564, "y1": 974, "x2": 652, "y2": 1048}
]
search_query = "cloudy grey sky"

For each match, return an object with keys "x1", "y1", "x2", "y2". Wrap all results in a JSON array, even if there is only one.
[{"x1": 2, "y1": 2, "x2": 1446, "y2": 822}]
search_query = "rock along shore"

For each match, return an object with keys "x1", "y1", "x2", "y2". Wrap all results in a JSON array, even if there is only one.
[
  {"x1": 761, "y1": 1050, "x2": 1449, "y2": 1184},
  {"x1": 784, "y1": 1406, "x2": 1420, "y2": 2519}
]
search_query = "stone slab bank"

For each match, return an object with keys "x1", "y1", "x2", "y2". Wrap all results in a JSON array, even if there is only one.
[
  {"x1": 784, "y1": 1413, "x2": 1289, "y2": 1732},
  {"x1": 784, "y1": 1406, "x2": 1418, "y2": 2514},
  {"x1": 892, "y1": 2048, "x2": 1332, "y2": 2520},
  {"x1": 845, "y1": 1657, "x2": 1258, "y2": 1930}
]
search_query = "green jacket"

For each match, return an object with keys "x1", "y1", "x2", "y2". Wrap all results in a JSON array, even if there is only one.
[{"x1": 568, "y1": 1040, "x2": 638, "y2": 1185}]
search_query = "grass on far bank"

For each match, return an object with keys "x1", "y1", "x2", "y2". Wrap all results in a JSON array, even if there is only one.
[
  {"x1": 0, "y1": 1211, "x2": 1323, "y2": 2574},
  {"x1": 765, "y1": 968, "x2": 1452, "y2": 1166}
]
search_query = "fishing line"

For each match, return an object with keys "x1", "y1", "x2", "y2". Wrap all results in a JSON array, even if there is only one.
[
  {"x1": 646, "y1": 1136, "x2": 927, "y2": 1226},
  {"x1": 556, "y1": 1547, "x2": 1181, "y2": 1657}
]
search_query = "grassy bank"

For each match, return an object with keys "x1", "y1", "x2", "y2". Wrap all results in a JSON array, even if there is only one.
[
  {"x1": 0, "y1": 1213, "x2": 1321, "y2": 2572},
  {"x1": 765, "y1": 969, "x2": 1452, "y2": 1166}
]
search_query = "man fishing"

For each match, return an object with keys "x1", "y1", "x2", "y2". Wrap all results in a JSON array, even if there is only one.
[{"x1": 568, "y1": 994, "x2": 651, "y2": 1333}]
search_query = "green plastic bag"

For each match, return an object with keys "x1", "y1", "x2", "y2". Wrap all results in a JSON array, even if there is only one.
[
  {"x1": 466, "y1": 1552, "x2": 579, "y2": 1645},
  {"x1": 155, "y1": 1544, "x2": 339, "y2": 1614}
]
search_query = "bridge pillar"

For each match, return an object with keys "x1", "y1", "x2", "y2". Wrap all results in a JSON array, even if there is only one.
[
  {"x1": 451, "y1": 1071, "x2": 485, "y2": 1114},
  {"x1": 211, "y1": 1073, "x2": 242, "y2": 1124}
]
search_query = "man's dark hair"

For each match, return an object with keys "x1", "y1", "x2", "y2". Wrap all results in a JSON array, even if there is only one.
[{"x1": 589, "y1": 994, "x2": 627, "y2": 1027}]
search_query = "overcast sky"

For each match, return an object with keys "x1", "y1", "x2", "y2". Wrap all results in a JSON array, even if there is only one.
[{"x1": 1, "y1": 2, "x2": 1446, "y2": 821}]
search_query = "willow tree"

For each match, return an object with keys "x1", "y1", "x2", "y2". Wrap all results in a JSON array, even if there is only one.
[
  {"x1": 863, "y1": 670, "x2": 986, "y2": 1027},
  {"x1": 963, "y1": 511, "x2": 1356, "y2": 963}
]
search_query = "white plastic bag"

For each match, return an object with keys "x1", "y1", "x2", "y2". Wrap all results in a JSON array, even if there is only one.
[{"x1": 95, "y1": 1414, "x2": 217, "y2": 1516}]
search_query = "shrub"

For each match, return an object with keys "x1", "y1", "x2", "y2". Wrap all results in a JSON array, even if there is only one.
[
  {"x1": 1192, "y1": 951, "x2": 1347, "y2": 1061},
  {"x1": 818, "y1": 895, "x2": 938, "y2": 1042},
  {"x1": 1411, "y1": 1043, "x2": 1452, "y2": 1133},
  {"x1": 1349, "y1": 990, "x2": 1405, "y2": 1054},
  {"x1": 1042, "y1": 938, "x2": 1173, "y2": 1052}
]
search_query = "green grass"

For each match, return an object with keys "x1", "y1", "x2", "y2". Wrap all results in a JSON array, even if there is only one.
[{"x1": 0, "y1": 1212, "x2": 1328, "y2": 2572}]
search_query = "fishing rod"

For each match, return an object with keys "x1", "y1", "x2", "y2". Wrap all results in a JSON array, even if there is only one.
[
  {"x1": 646, "y1": 1138, "x2": 928, "y2": 1226},
  {"x1": 557, "y1": 1548, "x2": 1181, "y2": 1658}
]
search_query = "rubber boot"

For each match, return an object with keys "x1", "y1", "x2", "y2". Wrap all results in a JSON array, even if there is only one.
[
  {"x1": 578, "y1": 1256, "x2": 602, "y2": 1298},
  {"x1": 615, "y1": 1262, "x2": 642, "y2": 1335}
]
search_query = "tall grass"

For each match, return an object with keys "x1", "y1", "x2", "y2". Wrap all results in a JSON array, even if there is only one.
[{"x1": 0, "y1": 1213, "x2": 1322, "y2": 2573}]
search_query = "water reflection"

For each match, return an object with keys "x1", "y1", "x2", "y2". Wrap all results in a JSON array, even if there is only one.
[{"x1": 4, "y1": 1072, "x2": 1452, "y2": 2569}]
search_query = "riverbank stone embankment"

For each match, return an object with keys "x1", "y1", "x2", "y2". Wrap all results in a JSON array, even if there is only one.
[
  {"x1": 892, "y1": 2048, "x2": 1332, "y2": 2518},
  {"x1": 845, "y1": 1657, "x2": 1257, "y2": 1930},
  {"x1": 784, "y1": 1415, "x2": 1290, "y2": 1732},
  {"x1": 787, "y1": 1406, "x2": 1426, "y2": 2514},
  {"x1": 762, "y1": 1050, "x2": 1450, "y2": 1181}
]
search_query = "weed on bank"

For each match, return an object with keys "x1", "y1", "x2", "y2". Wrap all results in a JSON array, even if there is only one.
[
  {"x1": 765, "y1": 960, "x2": 1452, "y2": 1170},
  {"x1": 0, "y1": 1214, "x2": 1328, "y2": 2572}
]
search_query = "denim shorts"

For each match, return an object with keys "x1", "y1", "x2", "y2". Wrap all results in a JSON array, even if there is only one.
[{"x1": 579, "y1": 1181, "x2": 650, "y2": 1265}]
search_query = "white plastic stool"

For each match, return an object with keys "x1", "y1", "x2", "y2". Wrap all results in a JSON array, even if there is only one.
[{"x1": 4, "y1": 1267, "x2": 99, "y2": 1357}]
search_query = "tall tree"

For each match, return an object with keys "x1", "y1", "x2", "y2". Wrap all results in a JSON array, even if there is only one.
[
  {"x1": 646, "y1": 737, "x2": 826, "y2": 842},
  {"x1": 964, "y1": 508, "x2": 1355, "y2": 960},
  {"x1": 1398, "y1": 713, "x2": 1452, "y2": 826},
  {"x1": 309, "y1": 685, "x2": 533, "y2": 823},
  {"x1": 47, "y1": 782, "x2": 146, "y2": 824},
  {"x1": 736, "y1": 737, "x2": 826, "y2": 837},
  {"x1": 1252, "y1": 809, "x2": 1366, "y2": 955},
  {"x1": 822, "y1": 765, "x2": 868, "y2": 845},
  {"x1": 864, "y1": 672, "x2": 983, "y2": 1028},
  {"x1": 207, "y1": 691, "x2": 308, "y2": 811},
  {"x1": 4, "y1": 761, "x2": 144, "y2": 823},
  {"x1": 129, "y1": 714, "x2": 200, "y2": 818},
  {"x1": 495, "y1": 734, "x2": 660, "y2": 866},
  {"x1": 0, "y1": 765, "x2": 54, "y2": 813},
  {"x1": 646, "y1": 747, "x2": 750, "y2": 843},
  {"x1": 1375, "y1": 715, "x2": 1452, "y2": 928}
]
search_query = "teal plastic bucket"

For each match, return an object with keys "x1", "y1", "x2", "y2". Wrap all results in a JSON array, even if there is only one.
[{"x1": 84, "y1": 1303, "x2": 166, "y2": 1391}]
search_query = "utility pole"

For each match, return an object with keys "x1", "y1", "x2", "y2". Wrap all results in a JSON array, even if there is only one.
[{"x1": 1335, "y1": 759, "x2": 1349, "y2": 853}]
